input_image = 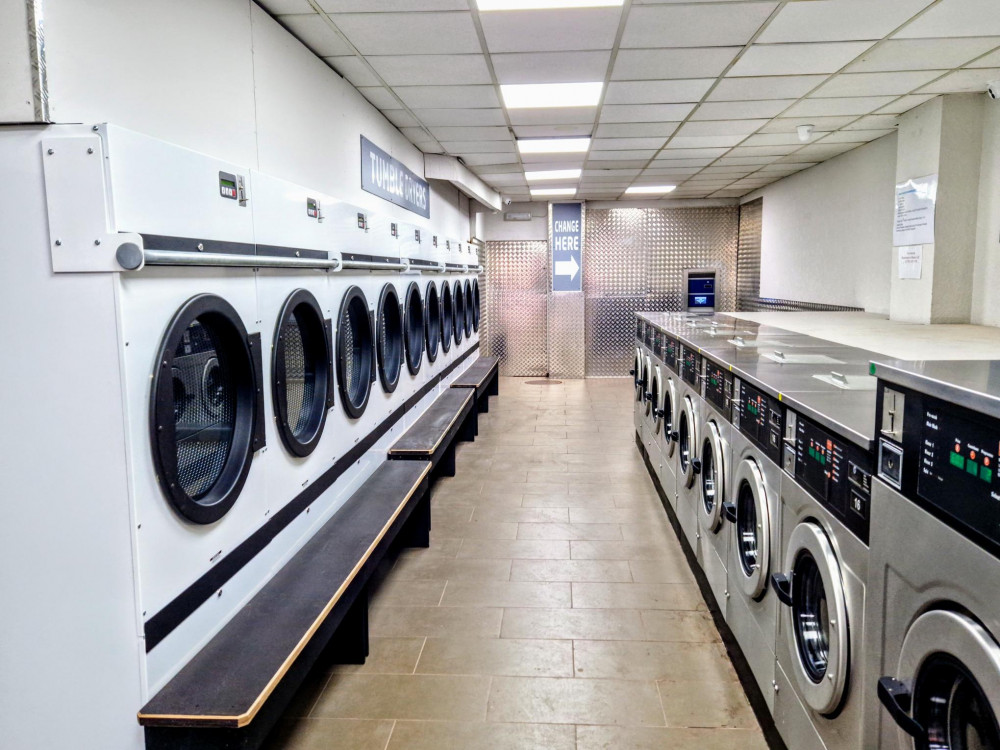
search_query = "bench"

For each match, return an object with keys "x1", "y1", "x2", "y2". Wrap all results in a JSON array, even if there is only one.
[
  {"x1": 388, "y1": 387, "x2": 477, "y2": 477},
  {"x1": 450, "y1": 355, "x2": 499, "y2": 415},
  {"x1": 137, "y1": 460, "x2": 432, "y2": 750}
]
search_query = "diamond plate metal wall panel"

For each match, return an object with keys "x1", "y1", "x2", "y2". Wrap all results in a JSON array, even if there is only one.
[
  {"x1": 482, "y1": 240, "x2": 548, "y2": 376},
  {"x1": 548, "y1": 292, "x2": 586, "y2": 378},
  {"x1": 737, "y1": 198, "x2": 763, "y2": 309}
]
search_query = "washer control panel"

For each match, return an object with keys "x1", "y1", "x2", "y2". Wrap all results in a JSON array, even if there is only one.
[
  {"x1": 653, "y1": 329, "x2": 663, "y2": 359},
  {"x1": 784, "y1": 408, "x2": 871, "y2": 543},
  {"x1": 636, "y1": 318, "x2": 645, "y2": 344},
  {"x1": 733, "y1": 378, "x2": 783, "y2": 465},
  {"x1": 663, "y1": 333, "x2": 679, "y2": 373},
  {"x1": 704, "y1": 358, "x2": 732, "y2": 420},
  {"x1": 877, "y1": 380, "x2": 1000, "y2": 556},
  {"x1": 680, "y1": 344, "x2": 702, "y2": 389}
]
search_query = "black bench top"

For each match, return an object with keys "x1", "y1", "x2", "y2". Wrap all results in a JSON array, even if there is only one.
[
  {"x1": 451, "y1": 356, "x2": 499, "y2": 390},
  {"x1": 388, "y1": 388, "x2": 474, "y2": 457},
  {"x1": 138, "y1": 460, "x2": 431, "y2": 729}
]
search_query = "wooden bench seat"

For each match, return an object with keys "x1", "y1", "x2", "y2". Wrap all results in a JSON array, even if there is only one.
[
  {"x1": 450, "y1": 356, "x2": 499, "y2": 414},
  {"x1": 388, "y1": 387, "x2": 476, "y2": 476},
  {"x1": 137, "y1": 460, "x2": 432, "y2": 750}
]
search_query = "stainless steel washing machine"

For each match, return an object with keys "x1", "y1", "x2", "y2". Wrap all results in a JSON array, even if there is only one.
[
  {"x1": 656, "y1": 328, "x2": 681, "y2": 501},
  {"x1": 771, "y1": 392, "x2": 876, "y2": 750},
  {"x1": 633, "y1": 317, "x2": 649, "y2": 443},
  {"x1": 868, "y1": 360, "x2": 1000, "y2": 750},
  {"x1": 674, "y1": 342, "x2": 705, "y2": 551}
]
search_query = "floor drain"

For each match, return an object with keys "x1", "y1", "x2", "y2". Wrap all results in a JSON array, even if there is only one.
[{"x1": 524, "y1": 379, "x2": 563, "y2": 386}]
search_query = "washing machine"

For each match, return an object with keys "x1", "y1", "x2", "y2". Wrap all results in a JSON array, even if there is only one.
[
  {"x1": 770, "y1": 394, "x2": 875, "y2": 750},
  {"x1": 867, "y1": 361, "x2": 1000, "y2": 750},
  {"x1": 643, "y1": 336, "x2": 666, "y2": 468},
  {"x1": 657, "y1": 328, "x2": 681, "y2": 500},
  {"x1": 674, "y1": 342, "x2": 705, "y2": 552},
  {"x1": 633, "y1": 317, "x2": 649, "y2": 442}
]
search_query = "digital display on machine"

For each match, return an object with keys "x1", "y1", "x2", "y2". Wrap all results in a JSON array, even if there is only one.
[
  {"x1": 917, "y1": 398, "x2": 1000, "y2": 548},
  {"x1": 704, "y1": 360, "x2": 729, "y2": 416},
  {"x1": 737, "y1": 380, "x2": 783, "y2": 464},
  {"x1": 681, "y1": 346, "x2": 700, "y2": 387},
  {"x1": 688, "y1": 277, "x2": 715, "y2": 309}
]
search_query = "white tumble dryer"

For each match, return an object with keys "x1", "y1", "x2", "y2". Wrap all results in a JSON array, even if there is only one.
[
  {"x1": 674, "y1": 342, "x2": 704, "y2": 553},
  {"x1": 724, "y1": 375, "x2": 785, "y2": 712},
  {"x1": 770, "y1": 398, "x2": 875, "y2": 750},
  {"x1": 867, "y1": 361, "x2": 1000, "y2": 750}
]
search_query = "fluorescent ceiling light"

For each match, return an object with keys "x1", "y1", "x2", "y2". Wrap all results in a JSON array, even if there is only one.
[
  {"x1": 501, "y1": 82, "x2": 603, "y2": 109},
  {"x1": 625, "y1": 185, "x2": 677, "y2": 195},
  {"x1": 525, "y1": 168, "x2": 582, "y2": 181},
  {"x1": 517, "y1": 137, "x2": 591, "y2": 154},
  {"x1": 530, "y1": 187, "x2": 578, "y2": 197},
  {"x1": 479, "y1": 0, "x2": 623, "y2": 8}
]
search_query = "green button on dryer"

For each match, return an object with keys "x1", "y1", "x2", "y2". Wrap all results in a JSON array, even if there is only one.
[
  {"x1": 950, "y1": 452, "x2": 965, "y2": 469},
  {"x1": 967, "y1": 460, "x2": 979, "y2": 476},
  {"x1": 982, "y1": 466, "x2": 993, "y2": 484}
]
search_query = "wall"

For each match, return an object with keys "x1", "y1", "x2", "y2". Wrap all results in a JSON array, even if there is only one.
[
  {"x1": 39, "y1": 0, "x2": 470, "y2": 239},
  {"x1": 747, "y1": 133, "x2": 897, "y2": 314},
  {"x1": 972, "y1": 99, "x2": 1000, "y2": 326}
]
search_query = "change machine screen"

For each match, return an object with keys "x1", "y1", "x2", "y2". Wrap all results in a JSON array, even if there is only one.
[{"x1": 687, "y1": 274, "x2": 716, "y2": 311}]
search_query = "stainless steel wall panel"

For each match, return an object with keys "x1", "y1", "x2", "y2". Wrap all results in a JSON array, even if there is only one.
[
  {"x1": 482, "y1": 240, "x2": 548, "y2": 376},
  {"x1": 548, "y1": 292, "x2": 586, "y2": 378}
]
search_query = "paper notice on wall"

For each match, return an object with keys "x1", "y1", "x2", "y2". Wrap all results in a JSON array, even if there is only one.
[
  {"x1": 893, "y1": 174, "x2": 937, "y2": 246},
  {"x1": 898, "y1": 245, "x2": 922, "y2": 280}
]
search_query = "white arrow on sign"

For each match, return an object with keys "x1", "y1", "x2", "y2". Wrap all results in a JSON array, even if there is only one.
[{"x1": 555, "y1": 255, "x2": 580, "y2": 281}]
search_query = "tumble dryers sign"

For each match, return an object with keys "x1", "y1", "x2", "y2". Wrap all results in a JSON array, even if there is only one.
[
  {"x1": 361, "y1": 136, "x2": 430, "y2": 218},
  {"x1": 552, "y1": 202, "x2": 583, "y2": 293}
]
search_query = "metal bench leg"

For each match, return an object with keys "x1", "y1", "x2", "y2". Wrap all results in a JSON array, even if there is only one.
[
  {"x1": 489, "y1": 372, "x2": 499, "y2": 397},
  {"x1": 404, "y1": 489, "x2": 431, "y2": 548},
  {"x1": 478, "y1": 389, "x2": 490, "y2": 414},
  {"x1": 439, "y1": 444, "x2": 457, "y2": 477},
  {"x1": 329, "y1": 588, "x2": 369, "y2": 665},
  {"x1": 461, "y1": 409, "x2": 478, "y2": 442}
]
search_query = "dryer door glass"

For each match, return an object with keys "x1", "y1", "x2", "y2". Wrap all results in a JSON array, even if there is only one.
[
  {"x1": 645, "y1": 357, "x2": 654, "y2": 417},
  {"x1": 736, "y1": 480, "x2": 758, "y2": 576},
  {"x1": 734, "y1": 458, "x2": 770, "y2": 599},
  {"x1": 377, "y1": 285, "x2": 403, "y2": 392},
  {"x1": 404, "y1": 282, "x2": 424, "y2": 375},
  {"x1": 425, "y1": 282, "x2": 441, "y2": 363},
  {"x1": 792, "y1": 550, "x2": 830, "y2": 682},
  {"x1": 634, "y1": 349, "x2": 644, "y2": 401},
  {"x1": 679, "y1": 408, "x2": 692, "y2": 473},
  {"x1": 914, "y1": 654, "x2": 1000, "y2": 749},
  {"x1": 453, "y1": 282, "x2": 465, "y2": 345},
  {"x1": 441, "y1": 283, "x2": 453, "y2": 354},
  {"x1": 651, "y1": 369, "x2": 661, "y2": 434},
  {"x1": 472, "y1": 279, "x2": 481, "y2": 332},
  {"x1": 700, "y1": 421, "x2": 724, "y2": 530},
  {"x1": 337, "y1": 286, "x2": 374, "y2": 419},
  {"x1": 463, "y1": 280, "x2": 474, "y2": 336}
]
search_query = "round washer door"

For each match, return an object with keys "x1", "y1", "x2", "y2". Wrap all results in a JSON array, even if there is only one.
[
  {"x1": 151, "y1": 294, "x2": 259, "y2": 525},
  {"x1": 403, "y1": 281, "x2": 424, "y2": 375},
  {"x1": 678, "y1": 395, "x2": 700, "y2": 489},
  {"x1": 463, "y1": 279, "x2": 474, "y2": 337},
  {"x1": 782, "y1": 521, "x2": 849, "y2": 715},
  {"x1": 424, "y1": 281, "x2": 441, "y2": 364},
  {"x1": 440, "y1": 283, "x2": 453, "y2": 354},
  {"x1": 895, "y1": 610, "x2": 1000, "y2": 749},
  {"x1": 733, "y1": 457, "x2": 771, "y2": 600},
  {"x1": 634, "y1": 348, "x2": 645, "y2": 401},
  {"x1": 471, "y1": 279, "x2": 481, "y2": 332},
  {"x1": 273, "y1": 289, "x2": 333, "y2": 456},
  {"x1": 337, "y1": 286, "x2": 375, "y2": 419},
  {"x1": 376, "y1": 284, "x2": 403, "y2": 393},
  {"x1": 453, "y1": 281, "x2": 465, "y2": 346},
  {"x1": 650, "y1": 365, "x2": 663, "y2": 434},
  {"x1": 644, "y1": 355, "x2": 654, "y2": 417},
  {"x1": 662, "y1": 378, "x2": 677, "y2": 458},
  {"x1": 699, "y1": 419, "x2": 726, "y2": 533}
]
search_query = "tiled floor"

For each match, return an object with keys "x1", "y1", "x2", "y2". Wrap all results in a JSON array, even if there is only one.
[{"x1": 266, "y1": 377, "x2": 767, "y2": 750}]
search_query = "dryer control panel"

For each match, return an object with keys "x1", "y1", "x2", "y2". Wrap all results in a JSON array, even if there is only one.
[
  {"x1": 636, "y1": 318, "x2": 645, "y2": 344},
  {"x1": 653, "y1": 329, "x2": 663, "y2": 359},
  {"x1": 680, "y1": 345, "x2": 702, "y2": 389},
  {"x1": 663, "y1": 333, "x2": 679, "y2": 373},
  {"x1": 644, "y1": 322, "x2": 653, "y2": 348},
  {"x1": 783, "y1": 409, "x2": 872, "y2": 544},
  {"x1": 704, "y1": 359, "x2": 732, "y2": 420},
  {"x1": 877, "y1": 381, "x2": 1000, "y2": 556},
  {"x1": 733, "y1": 378, "x2": 783, "y2": 465}
]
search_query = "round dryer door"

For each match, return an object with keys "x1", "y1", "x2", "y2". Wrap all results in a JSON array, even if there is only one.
[
  {"x1": 463, "y1": 279, "x2": 474, "y2": 337},
  {"x1": 650, "y1": 365, "x2": 663, "y2": 434},
  {"x1": 151, "y1": 294, "x2": 259, "y2": 524},
  {"x1": 662, "y1": 378, "x2": 677, "y2": 458},
  {"x1": 424, "y1": 281, "x2": 441, "y2": 363},
  {"x1": 376, "y1": 285, "x2": 404, "y2": 393},
  {"x1": 699, "y1": 419, "x2": 726, "y2": 533},
  {"x1": 732, "y1": 458, "x2": 771, "y2": 600},
  {"x1": 677, "y1": 395, "x2": 700, "y2": 489},
  {"x1": 634, "y1": 348, "x2": 645, "y2": 401},
  {"x1": 403, "y1": 282, "x2": 424, "y2": 375},
  {"x1": 273, "y1": 289, "x2": 333, "y2": 457},
  {"x1": 644, "y1": 355, "x2": 654, "y2": 417},
  {"x1": 882, "y1": 610, "x2": 1000, "y2": 749},
  {"x1": 453, "y1": 281, "x2": 465, "y2": 346},
  {"x1": 440, "y1": 283, "x2": 453, "y2": 354},
  {"x1": 471, "y1": 279, "x2": 481, "y2": 332},
  {"x1": 779, "y1": 521, "x2": 849, "y2": 715},
  {"x1": 337, "y1": 286, "x2": 375, "y2": 419}
]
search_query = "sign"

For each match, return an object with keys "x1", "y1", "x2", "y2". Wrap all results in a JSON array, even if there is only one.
[
  {"x1": 898, "y1": 245, "x2": 922, "y2": 280},
  {"x1": 552, "y1": 202, "x2": 583, "y2": 292},
  {"x1": 361, "y1": 136, "x2": 430, "y2": 218},
  {"x1": 894, "y1": 174, "x2": 937, "y2": 246}
]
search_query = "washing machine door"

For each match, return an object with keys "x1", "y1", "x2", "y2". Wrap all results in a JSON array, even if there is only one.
[
  {"x1": 699, "y1": 419, "x2": 727, "y2": 533},
  {"x1": 774, "y1": 521, "x2": 849, "y2": 715},
  {"x1": 644, "y1": 355, "x2": 654, "y2": 418},
  {"x1": 650, "y1": 365, "x2": 663, "y2": 435},
  {"x1": 634, "y1": 348, "x2": 645, "y2": 402},
  {"x1": 662, "y1": 377, "x2": 678, "y2": 458},
  {"x1": 879, "y1": 610, "x2": 1000, "y2": 749},
  {"x1": 732, "y1": 457, "x2": 771, "y2": 599},
  {"x1": 677, "y1": 395, "x2": 701, "y2": 489}
]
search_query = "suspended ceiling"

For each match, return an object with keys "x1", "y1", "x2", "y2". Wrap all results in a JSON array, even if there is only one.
[{"x1": 257, "y1": 0, "x2": 1000, "y2": 201}]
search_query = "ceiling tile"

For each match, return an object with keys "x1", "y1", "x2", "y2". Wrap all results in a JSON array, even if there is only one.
[
  {"x1": 709, "y1": 74, "x2": 828, "y2": 101},
  {"x1": 329, "y1": 11, "x2": 481, "y2": 54},
  {"x1": 367, "y1": 54, "x2": 491, "y2": 86},
  {"x1": 813, "y1": 71, "x2": 943, "y2": 97},
  {"x1": 818, "y1": 128, "x2": 895, "y2": 143},
  {"x1": 316, "y1": 0, "x2": 469, "y2": 9},
  {"x1": 646, "y1": 160, "x2": 717, "y2": 169},
  {"x1": 412, "y1": 108, "x2": 507, "y2": 126},
  {"x1": 917, "y1": 67, "x2": 1000, "y2": 94},
  {"x1": 621, "y1": 2, "x2": 778, "y2": 48},
  {"x1": 277, "y1": 14, "x2": 354, "y2": 56},
  {"x1": 395, "y1": 85, "x2": 500, "y2": 109},
  {"x1": 477, "y1": 173, "x2": 527, "y2": 186},
  {"x1": 430, "y1": 126, "x2": 511, "y2": 141},
  {"x1": 458, "y1": 154, "x2": 518, "y2": 166},
  {"x1": 520, "y1": 152, "x2": 592, "y2": 165},
  {"x1": 613, "y1": 48, "x2": 741, "y2": 81},
  {"x1": 969, "y1": 47, "x2": 1000, "y2": 67},
  {"x1": 742, "y1": 132, "x2": 812, "y2": 147},
  {"x1": 728, "y1": 42, "x2": 875, "y2": 76},
  {"x1": 382, "y1": 109, "x2": 420, "y2": 128},
  {"x1": 691, "y1": 100, "x2": 791, "y2": 120},
  {"x1": 605, "y1": 79, "x2": 715, "y2": 105},
  {"x1": 896, "y1": 0, "x2": 1000, "y2": 38},
  {"x1": 716, "y1": 155, "x2": 777, "y2": 166},
  {"x1": 513, "y1": 124, "x2": 594, "y2": 137},
  {"x1": 588, "y1": 150, "x2": 658, "y2": 161},
  {"x1": 492, "y1": 51, "x2": 611, "y2": 84},
  {"x1": 758, "y1": 0, "x2": 930, "y2": 43},
  {"x1": 875, "y1": 94, "x2": 938, "y2": 114},
  {"x1": 846, "y1": 37, "x2": 1000, "y2": 72},
  {"x1": 469, "y1": 163, "x2": 522, "y2": 174},
  {"x1": 324, "y1": 55, "x2": 380, "y2": 87},
  {"x1": 711, "y1": 189, "x2": 753, "y2": 198},
  {"x1": 438, "y1": 139, "x2": 513, "y2": 153},
  {"x1": 639, "y1": 167, "x2": 703, "y2": 176},
  {"x1": 582, "y1": 168, "x2": 643, "y2": 178},
  {"x1": 595, "y1": 122, "x2": 681, "y2": 138},
  {"x1": 591, "y1": 137, "x2": 667, "y2": 150},
  {"x1": 507, "y1": 107, "x2": 597, "y2": 126},
  {"x1": 781, "y1": 142, "x2": 862, "y2": 161},
  {"x1": 678, "y1": 119, "x2": 768, "y2": 136},
  {"x1": 698, "y1": 167, "x2": 754, "y2": 177},
  {"x1": 600, "y1": 104, "x2": 696, "y2": 123},
  {"x1": 783, "y1": 96, "x2": 896, "y2": 116},
  {"x1": 727, "y1": 144, "x2": 801, "y2": 156},
  {"x1": 480, "y1": 7, "x2": 621, "y2": 53},
  {"x1": 654, "y1": 146, "x2": 731, "y2": 158},
  {"x1": 583, "y1": 159, "x2": 651, "y2": 169},
  {"x1": 357, "y1": 86, "x2": 400, "y2": 109},
  {"x1": 758, "y1": 162, "x2": 816, "y2": 173},
  {"x1": 844, "y1": 114, "x2": 900, "y2": 130},
  {"x1": 759, "y1": 115, "x2": 856, "y2": 133},
  {"x1": 665, "y1": 135, "x2": 746, "y2": 148}
]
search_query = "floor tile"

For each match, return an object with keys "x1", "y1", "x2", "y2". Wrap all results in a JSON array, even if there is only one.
[
  {"x1": 628, "y1": 559, "x2": 696, "y2": 584},
  {"x1": 441, "y1": 580, "x2": 571, "y2": 608},
  {"x1": 486, "y1": 677, "x2": 665, "y2": 726},
  {"x1": 370, "y1": 580, "x2": 446, "y2": 607},
  {"x1": 416, "y1": 637, "x2": 574, "y2": 677},
  {"x1": 570, "y1": 540, "x2": 686, "y2": 560},
  {"x1": 312, "y1": 673, "x2": 490, "y2": 721},
  {"x1": 328, "y1": 637, "x2": 425, "y2": 675},
  {"x1": 387, "y1": 720, "x2": 575, "y2": 750},
  {"x1": 572, "y1": 640, "x2": 734, "y2": 682},
  {"x1": 501, "y1": 607, "x2": 645, "y2": 641},
  {"x1": 509, "y1": 559, "x2": 633, "y2": 583},
  {"x1": 262, "y1": 718, "x2": 394, "y2": 750},
  {"x1": 387, "y1": 557, "x2": 512, "y2": 582},
  {"x1": 575, "y1": 725, "x2": 769, "y2": 750},
  {"x1": 456, "y1": 538, "x2": 571, "y2": 559},
  {"x1": 472, "y1": 506, "x2": 570, "y2": 523},
  {"x1": 640, "y1": 610, "x2": 720, "y2": 642},
  {"x1": 657, "y1": 679, "x2": 758, "y2": 728},
  {"x1": 369, "y1": 605, "x2": 503, "y2": 638},
  {"x1": 517, "y1": 522, "x2": 623, "y2": 541},
  {"x1": 571, "y1": 582, "x2": 704, "y2": 610}
]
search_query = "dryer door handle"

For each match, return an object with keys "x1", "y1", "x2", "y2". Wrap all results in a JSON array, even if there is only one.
[
  {"x1": 670, "y1": 430, "x2": 680, "y2": 442},
  {"x1": 722, "y1": 502, "x2": 737, "y2": 524},
  {"x1": 771, "y1": 573, "x2": 793, "y2": 607},
  {"x1": 629, "y1": 369, "x2": 636, "y2": 376},
  {"x1": 691, "y1": 459, "x2": 702, "y2": 475},
  {"x1": 644, "y1": 391, "x2": 652, "y2": 401},
  {"x1": 877, "y1": 677, "x2": 926, "y2": 741},
  {"x1": 655, "y1": 408, "x2": 665, "y2": 418}
]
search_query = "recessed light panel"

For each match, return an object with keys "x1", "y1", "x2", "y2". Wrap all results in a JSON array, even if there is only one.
[
  {"x1": 530, "y1": 187, "x2": 578, "y2": 196},
  {"x1": 501, "y1": 82, "x2": 603, "y2": 109},
  {"x1": 625, "y1": 185, "x2": 677, "y2": 194},
  {"x1": 517, "y1": 137, "x2": 592, "y2": 154},
  {"x1": 525, "y1": 168, "x2": 583, "y2": 181},
  {"x1": 479, "y1": 0, "x2": 623, "y2": 9}
]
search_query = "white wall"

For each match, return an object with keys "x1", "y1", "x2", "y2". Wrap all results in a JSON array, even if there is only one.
[
  {"x1": 747, "y1": 133, "x2": 897, "y2": 314},
  {"x1": 39, "y1": 0, "x2": 469, "y2": 239},
  {"x1": 480, "y1": 201, "x2": 550, "y2": 241},
  {"x1": 972, "y1": 99, "x2": 1000, "y2": 326}
]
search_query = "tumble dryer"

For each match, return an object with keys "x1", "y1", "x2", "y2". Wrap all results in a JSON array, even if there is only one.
[
  {"x1": 868, "y1": 361, "x2": 1000, "y2": 750},
  {"x1": 770, "y1": 393, "x2": 875, "y2": 750}
]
